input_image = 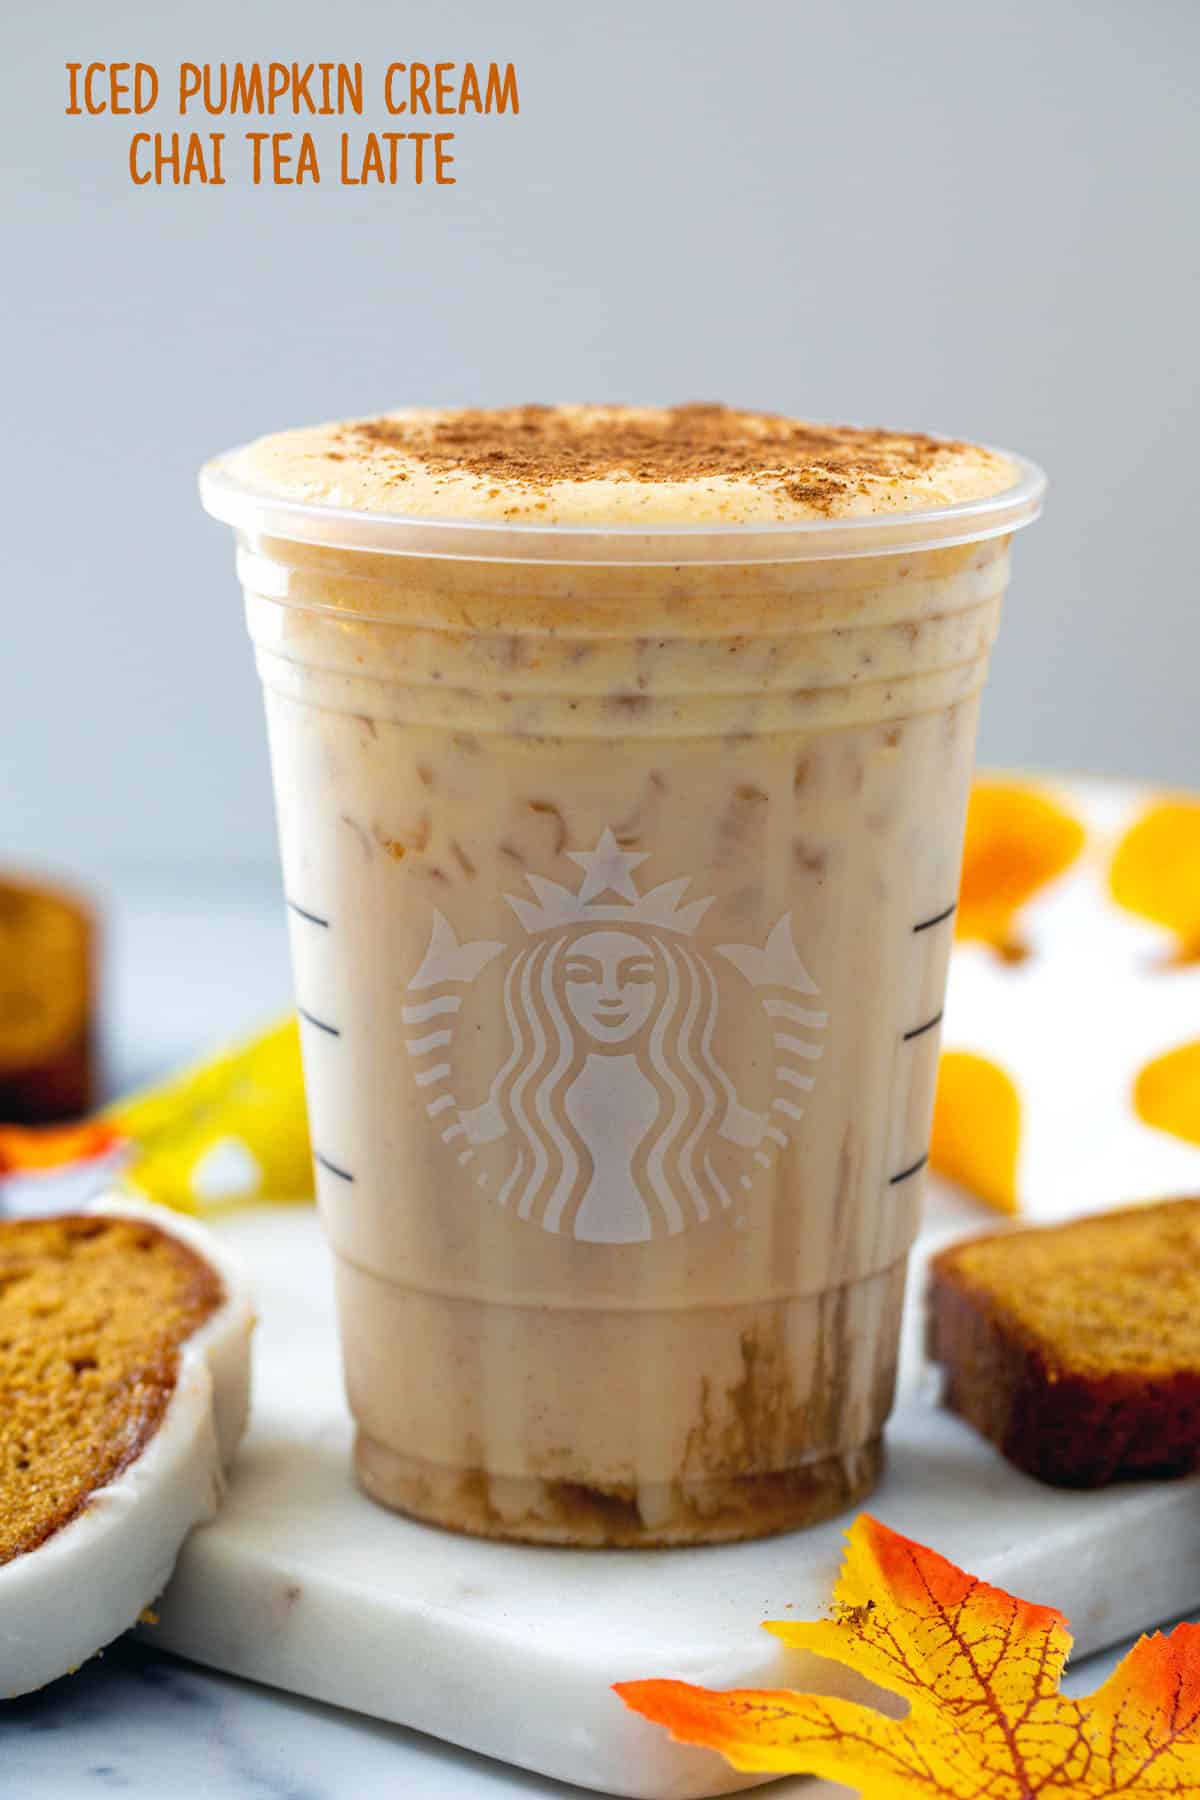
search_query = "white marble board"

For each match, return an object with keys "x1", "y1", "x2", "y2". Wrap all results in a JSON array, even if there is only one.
[{"x1": 147, "y1": 1192, "x2": 1200, "y2": 1800}]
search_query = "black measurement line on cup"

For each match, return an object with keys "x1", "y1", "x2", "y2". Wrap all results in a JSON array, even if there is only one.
[
  {"x1": 892, "y1": 898, "x2": 954, "y2": 1193},
  {"x1": 313, "y1": 1150, "x2": 355, "y2": 1183},
  {"x1": 912, "y1": 901, "x2": 957, "y2": 934},
  {"x1": 889, "y1": 1152, "x2": 929, "y2": 1187},
  {"x1": 902, "y1": 1009, "x2": 944, "y2": 1043},
  {"x1": 287, "y1": 899, "x2": 330, "y2": 928},
  {"x1": 286, "y1": 900, "x2": 348, "y2": 1179},
  {"x1": 298, "y1": 1006, "x2": 341, "y2": 1038}
]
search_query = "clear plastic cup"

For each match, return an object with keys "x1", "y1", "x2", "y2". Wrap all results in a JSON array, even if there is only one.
[{"x1": 202, "y1": 451, "x2": 1044, "y2": 1545}]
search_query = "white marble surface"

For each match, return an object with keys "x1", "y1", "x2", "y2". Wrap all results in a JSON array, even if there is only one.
[
  {"x1": 3, "y1": 1604, "x2": 1173, "y2": 1800},
  {"x1": 2, "y1": 863, "x2": 1197, "y2": 1799},
  {"x1": 140, "y1": 1200, "x2": 1200, "y2": 1800}
]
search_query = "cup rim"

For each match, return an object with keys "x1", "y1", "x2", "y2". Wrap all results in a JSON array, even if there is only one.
[{"x1": 200, "y1": 444, "x2": 1046, "y2": 565}]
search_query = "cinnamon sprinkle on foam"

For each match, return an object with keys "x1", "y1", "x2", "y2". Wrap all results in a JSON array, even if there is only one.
[{"x1": 230, "y1": 403, "x2": 1017, "y2": 525}]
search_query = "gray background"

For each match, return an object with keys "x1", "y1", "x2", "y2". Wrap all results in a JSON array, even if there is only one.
[{"x1": 5, "y1": 0, "x2": 1198, "y2": 880}]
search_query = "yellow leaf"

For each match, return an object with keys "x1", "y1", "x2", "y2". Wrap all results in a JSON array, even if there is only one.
[
  {"x1": 1110, "y1": 800, "x2": 1200, "y2": 961},
  {"x1": 0, "y1": 1018, "x2": 313, "y2": 1213},
  {"x1": 617, "y1": 1513, "x2": 1200, "y2": 1797},
  {"x1": 957, "y1": 781, "x2": 1086, "y2": 958},
  {"x1": 107, "y1": 1016, "x2": 312, "y2": 1211},
  {"x1": 1134, "y1": 1039, "x2": 1200, "y2": 1147},
  {"x1": 929, "y1": 1050, "x2": 1021, "y2": 1215}
]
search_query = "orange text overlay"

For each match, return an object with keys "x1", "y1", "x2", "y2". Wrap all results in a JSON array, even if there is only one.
[{"x1": 64, "y1": 61, "x2": 519, "y2": 187}]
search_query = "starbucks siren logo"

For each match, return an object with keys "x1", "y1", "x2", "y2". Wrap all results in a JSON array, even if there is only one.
[{"x1": 402, "y1": 829, "x2": 825, "y2": 1243}]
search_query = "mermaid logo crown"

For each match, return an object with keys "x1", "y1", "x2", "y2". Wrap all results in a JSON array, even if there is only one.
[{"x1": 505, "y1": 829, "x2": 714, "y2": 937}]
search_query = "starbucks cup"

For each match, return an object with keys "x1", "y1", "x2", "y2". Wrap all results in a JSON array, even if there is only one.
[{"x1": 202, "y1": 428, "x2": 1043, "y2": 1545}]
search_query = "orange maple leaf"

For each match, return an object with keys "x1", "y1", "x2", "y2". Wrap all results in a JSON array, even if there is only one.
[
  {"x1": 956, "y1": 781, "x2": 1086, "y2": 959},
  {"x1": 929, "y1": 1050, "x2": 1022, "y2": 1215},
  {"x1": 1110, "y1": 799, "x2": 1200, "y2": 964},
  {"x1": 1135, "y1": 1039, "x2": 1200, "y2": 1148},
  {"x1": 616, "y1": 1514, "x2": 1200, "y2": 1796},
  {"x1": 0, "y1": 1118, "x2": 124, "y2": 1175}
]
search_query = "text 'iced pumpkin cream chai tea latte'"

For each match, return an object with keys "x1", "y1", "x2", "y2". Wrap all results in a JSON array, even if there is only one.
[{"x1": 201, "y1": 405, "x2": 1044, "y2": 1545}]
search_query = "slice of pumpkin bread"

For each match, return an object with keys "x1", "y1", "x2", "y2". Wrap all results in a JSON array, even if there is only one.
[
  {"x1": 0, "y1": 1204, "x2": 252, "y2": 1695},
  {"x1": 0, "y1": 877, "x2": 95, "y2": 1124},
  {"x1": 927, "y1": 1197, "x2": 1200, "y2": 1487}
]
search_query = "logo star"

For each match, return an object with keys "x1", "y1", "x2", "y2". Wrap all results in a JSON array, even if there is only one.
[{"x1": 567, "y1": 828, "x2": 648, "y2": 902}]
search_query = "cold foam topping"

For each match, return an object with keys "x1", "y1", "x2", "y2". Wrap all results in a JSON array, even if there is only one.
[{"x1": 225, "y1": 403, "x2": 1019, "y2": 525}]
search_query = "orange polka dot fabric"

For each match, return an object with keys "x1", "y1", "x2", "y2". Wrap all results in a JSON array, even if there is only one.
[{"x1": 930, "y1": 777, "x2": 1200, "y2": 1221}]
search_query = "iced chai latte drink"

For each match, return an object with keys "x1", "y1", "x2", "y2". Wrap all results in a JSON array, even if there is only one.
[{"x1": 202, "y1": 406, "x2": 1043, "y2": 1544}]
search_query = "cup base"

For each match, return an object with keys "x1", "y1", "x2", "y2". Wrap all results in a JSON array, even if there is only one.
[{"x1": 353, "y1": 1433, "x2": 884, "y2": 1547}]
